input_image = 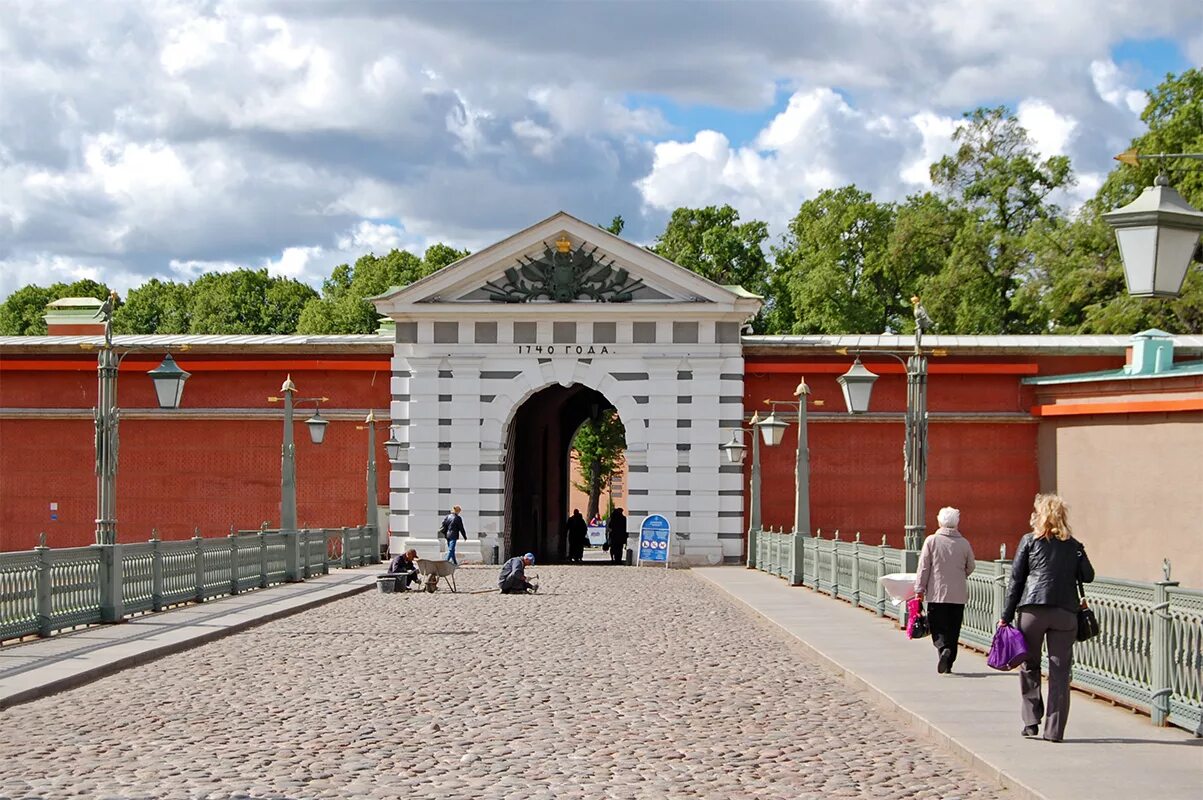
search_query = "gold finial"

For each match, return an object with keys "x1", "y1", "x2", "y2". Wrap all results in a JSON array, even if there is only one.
[
  {"x1": 365, "y1": 410, "x2": 376, "y2": 424},
  {"x1": 910, "y1": 295, "x2": 921, "y2": 306},
  {"x1": 280, "y1": 374, "x2": 297, "y2": 393},
  {"x1": 555, "y1": 236, "x2": 572, "y2": 253},
  {"x1": 794, "y1": 377, "x2": 810, "y2": 397}
]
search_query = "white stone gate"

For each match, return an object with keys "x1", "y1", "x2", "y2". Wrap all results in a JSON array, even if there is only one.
[{"x1": 373, "y1": 212, "x2": 760, "y2": 565}]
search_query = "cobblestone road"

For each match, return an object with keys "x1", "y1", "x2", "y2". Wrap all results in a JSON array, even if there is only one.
[{"x1": 0, "y1": 566, "x2": 1006, "y2": 799}]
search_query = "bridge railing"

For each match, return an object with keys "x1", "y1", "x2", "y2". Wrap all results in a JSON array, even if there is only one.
[
  {"x1": 0, "y1": 526, "x2": 379, "y2": 644},
  {"x1": 747, "y1": 525, "x2": 1201, "y2": 734}
]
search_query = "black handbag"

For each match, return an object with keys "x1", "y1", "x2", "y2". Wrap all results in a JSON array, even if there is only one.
[{"x1": 1075, "y1": 581, "x2": 1100, "y2": 642}]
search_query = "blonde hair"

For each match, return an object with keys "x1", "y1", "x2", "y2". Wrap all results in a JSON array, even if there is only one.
[
  {"x1": 452, "y1": 505, "x2": 461, "y2": 513},
  {"x1": 1030, "y1": 494, "x2": 1072, "y2": 541}
]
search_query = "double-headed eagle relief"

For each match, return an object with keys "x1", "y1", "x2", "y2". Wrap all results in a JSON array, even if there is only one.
[{"x1": 482, "y1": 236, "x2": 646, "y2": 303}]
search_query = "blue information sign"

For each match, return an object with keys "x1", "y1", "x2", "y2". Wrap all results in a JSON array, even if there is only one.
[{"x1": 637, "y1": 514, "x2": 671, "y2": 565}]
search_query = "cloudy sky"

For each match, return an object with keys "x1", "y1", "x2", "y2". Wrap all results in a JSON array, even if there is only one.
[{"x1": 1, "y1": 0, "x2": 1200, "y2": 302}]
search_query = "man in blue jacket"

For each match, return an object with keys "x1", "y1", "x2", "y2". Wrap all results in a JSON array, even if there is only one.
[{"x1": 442, "y1": 505, "x2": 467, "y2": 564}]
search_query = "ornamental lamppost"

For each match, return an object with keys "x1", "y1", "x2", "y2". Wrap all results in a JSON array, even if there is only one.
[
  {"x1": 1104, "y1": 150, "x2": 1203, "y2": 298},
  {"x1": 268, "y1": 376, "x2": 328, "y2": 531},
  {"x1": 759, "y1": 378, "x2": 820, "y2": 538},
  {"x1": 837, "y1": 298, "x2": 935, "y2": 551},
  {"x1": 721, "y1": 411, "x2": 767, "y2": 534},
  {"x1": 89, "y1": 292, "x2": 191, "y2": 545},
  {"x1": 359, "y1": 410, "x2": 379, "y2": 530}
]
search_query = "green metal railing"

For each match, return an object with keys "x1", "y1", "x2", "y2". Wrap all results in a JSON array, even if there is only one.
[
  {"x1": 748, "y1": 525, "x2": 1202, "y2": 734},
  {"x1": 0, "y1": 526, "x2": 379, "y2": 644}
]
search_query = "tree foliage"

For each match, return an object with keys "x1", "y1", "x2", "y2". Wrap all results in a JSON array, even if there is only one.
[
  {"x1": 297, "y1": 244, "x2": 470, "y2": 334},
  {"x1": 187, "y1": 269, "x2": 317, "y2": 334},
  {"x1": 651, "y1": 205, "x2": 774, "y2": 330},
  {"x1": 570, "y1": 410, "x2": 627, "y2": 522},
  {"x1": 112, "y1": 279, "x2": 192, "y2": 334},
  {"x1": 0, "y1": 279, "x2": 112, "y2": 335}
]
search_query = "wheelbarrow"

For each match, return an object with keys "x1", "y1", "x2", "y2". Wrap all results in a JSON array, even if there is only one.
[{"x1": 415, "y1": 558, "x2": 458, "y2": 593}]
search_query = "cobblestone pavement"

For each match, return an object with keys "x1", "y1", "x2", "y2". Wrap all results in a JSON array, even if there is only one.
[{"x1": 0, "y1": 566, "x2": 1007, "y2": 799}]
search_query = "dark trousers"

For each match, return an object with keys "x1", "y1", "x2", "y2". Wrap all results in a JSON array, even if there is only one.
[
  {"x1": 927, "y1": 602, "x2": 965, "y2": 664},
  {"x1": 610, "y1": 540, "x2": 626, "y2": 564},
  {"x1": 1017, "y1": 606, "x2": 1077, "y2": 741},
  {"x1": 568, "y1": 540, "x2": 584, "y2": 562}
]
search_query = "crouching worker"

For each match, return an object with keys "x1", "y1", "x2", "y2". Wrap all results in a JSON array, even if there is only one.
[
  {"x1": 386, "y1": 549, "x2": 420, "y2": 590},
  {"x1": 498, "y1": 552, "x2": 536, "y2": 594}
]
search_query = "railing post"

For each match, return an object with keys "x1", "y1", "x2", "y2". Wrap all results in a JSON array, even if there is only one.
[
  {"x1": 321, "y1": 528, "x2": 331, "y2": 575},
  {"x1": 34, "y1": 533, "x2": 52, "y2": 638},
  {"x1": 150, "y1": 529, "x2": 164, "y2": 612},
  {"x1": 1151, "y1": 561, "x2": 1179, "y2": 727},
  {"x1": 229, "y1": 529, "x2": 240, "y2": 596},
  {"x1": 747, "y1": 527, "x2": 758, "y2": 569},
  {"x1": 875, "y1": 535, "x2": 887, "y2": 616},
  {"x1": 98, "y1": 543, "x2": 125, "y2": 623},
  {"x1": 992, "y1": 544, "x2": 1009, "y2": 626},
  {"x1": 300, "y1": 528, "x2": 312, "y2": 579},
  {"x1": 358, "y1": 526, "x2": 368, "y2": 566},
  {"x1": 258, "y1": 527, "x2": 268, "y2": 589},
  {"x1": 790, "y1": 527, "x2": 806, "y2": 586},
  {"x1": 830, "y1": 531, "x2": 840, "y2": 599},
  {"x1": 284, "y1": 528, "x2": 300, "y2": 582},
  {"x1": 342, "y1": 527, "x2": 353, "y2": 569},
  {"x1": 194, "y1": 528, "x2": 205, "y2": 603},
  {"x1": 367, "y1": 525, "x2": 381, "y2": 564},
  {"x1": 850, "y1": 532, "x2": 862, "y2": 607}
]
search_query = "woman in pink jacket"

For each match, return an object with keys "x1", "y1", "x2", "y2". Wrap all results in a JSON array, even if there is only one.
[{"x1": 914, "y1": 506, "x2": 977, "y2": 674}]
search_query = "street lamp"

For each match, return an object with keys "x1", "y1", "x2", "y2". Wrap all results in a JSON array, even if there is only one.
[
  {"x1": 358, "y1": 410, "x2": 379, "y2": 529},
  {"x1": 1104, "y1": 151, "x2": 1203, "y2": 298},
  {"x1": 268, "y1": 376, "x2": 328, "y2": 531},
  {"x1": 837, "y1": 298, "x2": 933, "y2": 551},
  {"x1": 384, "y1": 426, "x2": 404, "y2": 463},
  {"x1": 89, "y1": 292, "x2": 190, "y2": 545},
  {"x1": 762, "y1": 378, "x2": 817, "y2": 538},
  {"x1": 721, "y1": 412, "x2": 767, "y2": 537}
]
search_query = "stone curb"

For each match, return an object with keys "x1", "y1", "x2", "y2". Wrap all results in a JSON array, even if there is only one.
[
  {"x1": 695, "y1": 571, "x2": 1045, "y2": 800},
  {"x1": 0, "y1": 579, "x2": 374, "y2": 711}
]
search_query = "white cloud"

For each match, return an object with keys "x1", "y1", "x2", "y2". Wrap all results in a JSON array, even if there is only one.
[
  {"x1": 2, "y1": 0, "x2": 1201, "y2": 303},
  {"x1": 1090, "y1": 59, "x2": 1148, "y2": 115},
  {"x1": 1017, "y1": 99, "x2": 1078, "y2": 158}
]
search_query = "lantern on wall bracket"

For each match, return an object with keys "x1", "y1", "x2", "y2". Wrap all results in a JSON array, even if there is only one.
[
  {"x1": 837, "y1": 357, "x2": 879, "y2": 414},
  {"x1": 384, "y1": 427, "x2": 405, "y2": 462},
  {"x1": 305, "y1": 405, "x2": 329, "y2": 445},
  {"x1": 146, "y1": 353, "x2": 191, "y2": 409},
  {"x1": 756, "y1": 411, "x2": 788, "y2": 447},
  {"x1": 721, "y1": 431, "x2": 747, "y2": 465}
]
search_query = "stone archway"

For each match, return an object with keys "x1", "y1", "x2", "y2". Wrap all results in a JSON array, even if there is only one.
[{"x1": 502, "y1": 383, "x2": 620, "y2": 561}]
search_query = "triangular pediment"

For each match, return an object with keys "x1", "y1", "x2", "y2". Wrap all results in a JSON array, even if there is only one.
[{"x1": 372, "y1": 212, "x2": 762, "y2": 315}]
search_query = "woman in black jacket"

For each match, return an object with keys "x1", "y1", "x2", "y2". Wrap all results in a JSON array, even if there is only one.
[{"x1": 999, "y1": 494, "x2": 1094, "y2": 742}]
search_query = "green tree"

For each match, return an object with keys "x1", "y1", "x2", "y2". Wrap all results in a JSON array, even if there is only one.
[
  {"x1": 297, "y1": 245, "x2": 469, "y2": 334},
  {"x1": 112, "y1": 279, "x2": 192, "y2": 334},
  {"x1": 926, "y1": 106, "x2": 1074, "y2": 333},
  {"x1": 600, "y1": 215, "x2": 625, "y2": 235},
  {"x1": 570, "y1": 410, "x2": 627, "y2": 522},
  {"x1": 1032, "y1": 69, "x2": 1203, "y2": 333},
  {"x1": 886, "y1": 193, "x2": 965, "y2": 333},
  {"x1": 651, "y1": 205, "x2": 774, "y2": 330},
  {"x1": 188, "y1": 269, "x2": 317, "y2": 334},
  {"x1": 773, "y1": 186, "x2": 900, "y2": 333},
  {"x1": 0, "y1": 279, "x2": 112, "y2": 335}
]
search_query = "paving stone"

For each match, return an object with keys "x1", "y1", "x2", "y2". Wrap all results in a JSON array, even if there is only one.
[{"x1": 0, "y1": 566, "x2": 1005, "y2": 798}]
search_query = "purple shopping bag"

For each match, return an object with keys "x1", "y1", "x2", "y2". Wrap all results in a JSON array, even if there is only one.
[{"x1": 987, "y1": 624, "x2": 1028, "y2": 670}]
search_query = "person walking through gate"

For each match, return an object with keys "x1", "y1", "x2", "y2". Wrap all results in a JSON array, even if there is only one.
[
  {"x1": 442, "y1": 505, "x2": 467, "y2": 565},
  {"x1": 606, "y1": 508, "x2": 628, "y2": 565},
  {"x1": 1000, "y1": 493, "x2": 1095, "y2": 742},
  {"x1": 913, "y1": 506, "x2": 976, "y2": 674},
  {"x1": 566, "y1": 509, "x2": 588, "y2": 563}
]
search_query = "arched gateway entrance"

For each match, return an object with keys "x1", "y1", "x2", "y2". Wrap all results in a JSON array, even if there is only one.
[
  {"x1": 505, "y1": 384, "x2": 618, "y2": 561},
  {"x1": 373, "y1": 212, "x2": 761, "y2": 565}
]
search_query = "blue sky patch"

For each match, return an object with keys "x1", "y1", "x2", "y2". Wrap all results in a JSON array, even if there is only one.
[{"x1": 1111, "y1": 38, "x2": 1190, "y2": 85}]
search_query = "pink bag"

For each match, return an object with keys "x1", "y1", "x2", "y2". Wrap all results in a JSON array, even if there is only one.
[
  {"x1": 905, "y1": 597, "x2": 930, "y2": 639},
  {"x1": 987, "y1": 624, "x2": 1028, "y2": 670}
]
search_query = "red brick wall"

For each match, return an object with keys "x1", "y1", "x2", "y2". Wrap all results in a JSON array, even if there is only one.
[
  {"x1": 0, "y1": 356, "x2": 391, "y2": 550},
  {"x1": 743, "y1": 354, "x2": 1124, "y2": 561}
]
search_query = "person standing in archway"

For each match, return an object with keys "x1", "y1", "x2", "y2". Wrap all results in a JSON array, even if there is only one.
[
  {"x1": 606, "y1": 508, "x2": 628, "y2": 565},
  {"x1": 442, "y1": 505, "x2": 467, "y2": 564},
  {"x1": 566, "y1": 509, "x2": 588, "y2": 563}
]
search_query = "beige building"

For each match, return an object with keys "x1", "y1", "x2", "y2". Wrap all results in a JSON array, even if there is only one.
[{"x1": 1027, "y1": 330, "x2": 1203, "y2": 586}]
